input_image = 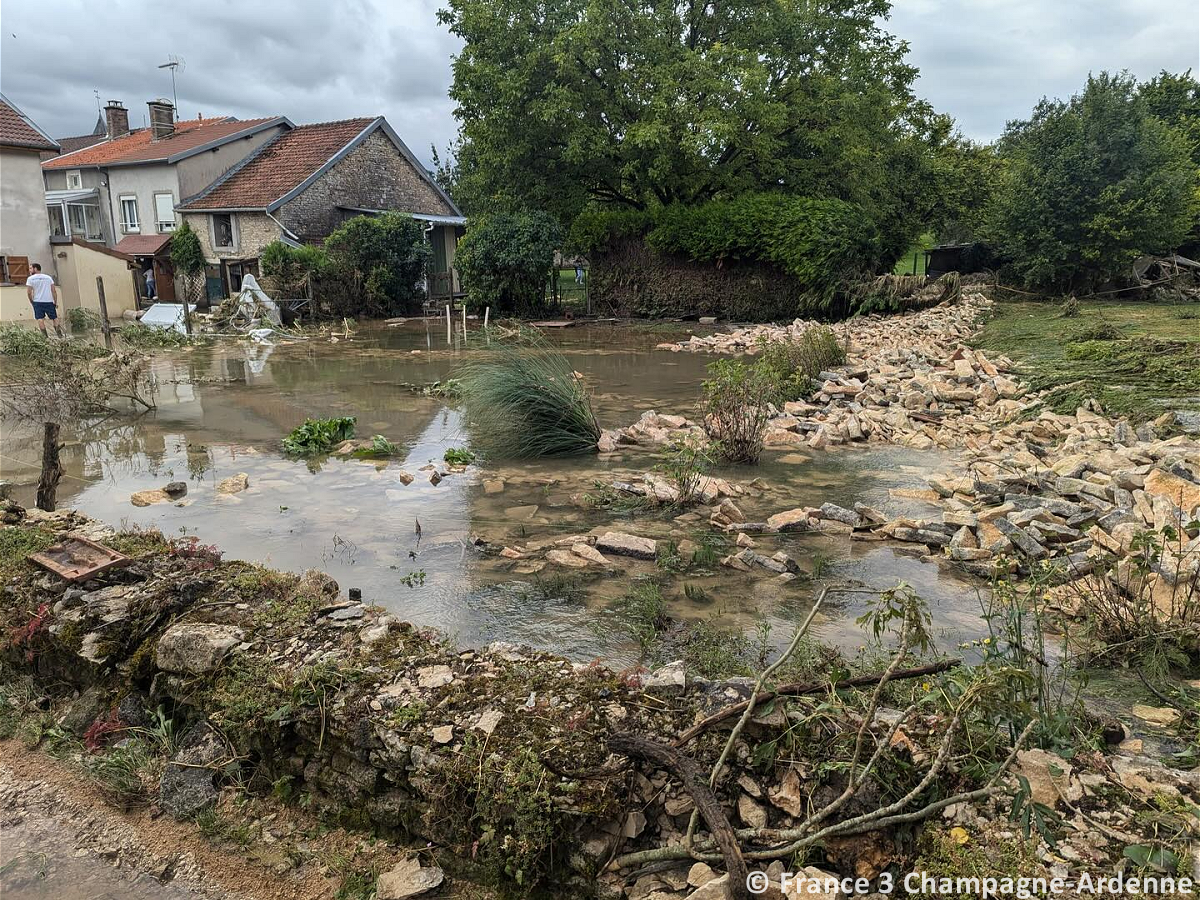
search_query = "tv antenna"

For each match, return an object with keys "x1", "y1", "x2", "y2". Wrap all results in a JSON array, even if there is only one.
[{"x1": 157, "y1": 55, "x2": 185, "y2": 111}]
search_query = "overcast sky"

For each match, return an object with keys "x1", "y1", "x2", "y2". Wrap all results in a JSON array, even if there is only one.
[{"x1": 1, "y1": 0, "x2": 1196, "y2": 166}]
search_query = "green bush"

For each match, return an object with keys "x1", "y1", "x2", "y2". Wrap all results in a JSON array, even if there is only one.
[
  {"x1": 698, "y1": 358, "x2": 780, "y2": 464},
  {"x1": 260, "y1": 241, "x2": 329, "y2": 295},
  {"x1": 323, "y1": 213, "x2": 430, "y2": 316},
  {"x1": 456, "y1": 210, "x2": 563, "y2": 315},
  {"x1": 647, "y1": 194, "x2": 879, "y2": 303},
  {"x1": 986, "y1": 72, "x2": 1200, "y2": 293},
  {"x1": 755, "y1": 327, "x2": 845, "y2": 402}
]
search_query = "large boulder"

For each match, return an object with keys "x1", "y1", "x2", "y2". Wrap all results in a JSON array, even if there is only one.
[{"x1": 156, "y1": 624, "x2": 244, "y2": 674}]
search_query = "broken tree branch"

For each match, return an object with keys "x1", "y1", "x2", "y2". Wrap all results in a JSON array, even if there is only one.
[
  {"x1": 673, "y1": 659, "x2": 960, "y2": 747},
  {"x1": 607, "y1": 732, "x2": 749, "y2": 900},
  {"x1": 683, "y1": 587, "x2": 827, "y2": 847}
]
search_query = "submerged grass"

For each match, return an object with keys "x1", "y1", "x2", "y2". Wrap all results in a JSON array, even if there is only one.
[
  {"x1": 455, "y1": 330, "x2": 600, "y2": 458},
  {"x1": 972, "y1": 300, "x2": 1200, "y2": 422}
]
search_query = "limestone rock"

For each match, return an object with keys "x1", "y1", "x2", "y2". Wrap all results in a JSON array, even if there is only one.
[
  {"x1": 130, "y1": 489, "x2": 170, "y2": 507},
  {"x1": 645, "y1": 660, "x2": 686, "y2": 695},
  {"x1": 216, "y1": 472, "x2": 249, "y2": 495},
  {"x1": 156, "y1": 624, "x2": 244, "y2": 674},
  {"x1": 376, "y1": 857, "x2": 445, "y2": 900},
  {"x1": 596, "y1": 531, "x2": 657, "y2": 559},
  {"x1": 160, "y1": 722, "x2": 224, "y2": 820}
]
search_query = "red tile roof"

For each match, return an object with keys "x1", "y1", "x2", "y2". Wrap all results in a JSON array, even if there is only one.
[
  {"x1": 178, "y1": 118, "x2": 377, "y2": 210},
  {"x1": 113, "y1": 233, "x2": 174, "y2": 256},
  {"x1": 43, "y1": 116, "x2": 282, "y2": 169},
  {"x1": 0, "y1": 96, "x2": 59, "y2": 151},
  {"x1": 41, "y1": 131, "x2": 107, "y2": 160}
]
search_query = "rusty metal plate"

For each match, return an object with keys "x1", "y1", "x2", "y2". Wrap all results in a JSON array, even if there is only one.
[{"x1": 28, "y1": 535, "x2": 131, "y2": 582}]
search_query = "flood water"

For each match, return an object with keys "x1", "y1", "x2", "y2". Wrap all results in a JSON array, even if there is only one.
[{"x1": 1, "y1": 321, "x2": 988, "y2": 664}]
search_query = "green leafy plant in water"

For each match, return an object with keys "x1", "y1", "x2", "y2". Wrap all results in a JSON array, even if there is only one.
[
  {"x1": 654, "y1": 436, "x2": 709, "y2": 506},
  {"x1": 351, "y1": 434, "x2": 400, "y2": 458},
  {"x1": 754, "y1": 327, "x2": 846, "y2": 403},
  {"x1": 608, "y1": 582, "x2": 668, "y2": 657},
  {"x1": 67, "y1": 307, "x2": 101, "y2": 331},
  {"x1": 455, "y1": 329, "x2": 600, "y2": 458},
  {"x1": 400, "y1": 569, "x2": 427, "y2": 588},
  {"x1": 443, "y1": 446, "x2": 476, "y2": 465},
  {"x1": 282, "y1": 416, "x2": 356, "y2": 456},
  {"x1": 698, "y1": 358, "x2": 780, "y2": 464}
]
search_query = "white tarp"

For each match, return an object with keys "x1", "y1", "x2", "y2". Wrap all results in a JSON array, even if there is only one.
[
  {"x1": 234, "y1": 274, "x2": 281, "y2": 326},
  {"x1": 139, "y1": 303, "x2": 196, "y2": 333}
]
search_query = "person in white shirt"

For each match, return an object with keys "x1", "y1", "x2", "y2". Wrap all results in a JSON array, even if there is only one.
[{"x1": 25, "y1": 263, "x2": 64, "y2": 337}]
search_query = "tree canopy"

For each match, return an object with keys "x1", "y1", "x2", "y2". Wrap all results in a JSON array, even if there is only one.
[
  {"x1": 986, "y1": 72, "x2": 1200, "y2": 293},
  {"x1": 439, "y1": 0, "x2": 945, "y2": 261}
]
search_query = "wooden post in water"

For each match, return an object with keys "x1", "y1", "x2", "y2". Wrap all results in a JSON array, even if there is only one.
[
  {"x1": 95, "y1": 276, "x2": 113, "y2": 349},
  {"x1": 483, "y1": 306, "x2": 490, "y2": 328},
  {"x1": 445, "y1": 304, "x2": 451, "y2": 345},
  {"x1": 36, "y1": 422, "x2": 63, "y2": 512},
  {"x1": 461, "y1": 304, "x2": 467, "y2": 336}
]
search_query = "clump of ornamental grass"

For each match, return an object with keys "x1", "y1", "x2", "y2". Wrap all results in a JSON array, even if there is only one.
[{"x1": 454, "y1": 331, "x2": 600, "y2": 458}]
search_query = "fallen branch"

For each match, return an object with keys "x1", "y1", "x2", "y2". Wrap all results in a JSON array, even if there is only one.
[
  {"x1": 607, "y1": 732, "x2": 749, "y2": 900},
  {"x1": 673, "y1": 659, "x2": 960, "y2": 747},
  {"x1": 683, "y1": 587, "x2": 827, "y2": 848}
]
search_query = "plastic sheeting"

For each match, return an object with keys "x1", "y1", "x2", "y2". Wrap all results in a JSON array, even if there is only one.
[{"x1": 139, "y1": 303, "x2": 196, "y2": 333}]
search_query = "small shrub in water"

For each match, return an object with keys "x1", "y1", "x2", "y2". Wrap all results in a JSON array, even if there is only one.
[
  {"x1": 455, "y1": 331, "x2": 600, "y2": 458},
  {"x1": 699, "y1": 358, "x2": 779, "y2": 464},
  {"x1": 282, "y1": 416, "x2": 356, "y2": 456},
  {"x1": 654, "y1": 436, "x2": 709, "y2": 506}
]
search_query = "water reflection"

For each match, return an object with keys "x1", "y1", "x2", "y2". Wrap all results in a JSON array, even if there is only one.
[{"x1": 0, "y1": 321, "x2": 990, "y2": 662}]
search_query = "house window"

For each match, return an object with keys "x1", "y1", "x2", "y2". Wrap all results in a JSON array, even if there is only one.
[
  {"x1": 48, "y1": 205, "x2": 67, "y2": 238},
  {"x1": 154, "y1": 193, "x2": 177, "y2": 232},
  {"x1": 1, "y1": 256, "x2": 31, "y2": 285},
  {"x1": 212, "y1": 213, "x2": 235, "y2": 249},
  {"x1": 119, "y1": 195, "x2": 140, "y2": 233},
  {"x1": 66, "y1": 170, "x2": 82, "y2": 190}
]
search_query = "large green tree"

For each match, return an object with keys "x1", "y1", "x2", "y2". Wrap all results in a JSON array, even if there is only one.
[
  {"x1": 986, "y1": 72, "x2": 1200, "y2": 293},
  {"x1": 439, "y1": 0, "x2": 941, "y2": 260}
]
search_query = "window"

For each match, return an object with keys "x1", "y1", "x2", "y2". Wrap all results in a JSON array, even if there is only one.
[
  {"x1": 154, "y1": 193, "x2": 176, "y2": 232},
  {"x1": 212, "y1": 213, "x2": 235, "y2": 249},
  {"x1": 119, "y1": 195, "x2": 140, "y2": 233},
  {"x1": 48, "y1": 205, "x2": 67, "y2": 238},
  {"x1": 1, "y1": 256, "x2": 31, "y2": 285},
  {"x1": 66, "y1": 170, "x2": 82, "y2": 190}
]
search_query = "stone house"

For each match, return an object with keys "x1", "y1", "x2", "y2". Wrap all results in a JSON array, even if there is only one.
[
  {"x1": 177, "y1": 116, "x2": 464, "y2": 302},
  {"x1": 42, "y1": 100, "x2": 290, "y2": 301}
]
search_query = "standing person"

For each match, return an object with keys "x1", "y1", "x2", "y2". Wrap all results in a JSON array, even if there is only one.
[
  {"x1": 144, "y1": 267, "x2": 157, "y2": 302},
  {"x1": 25, "y1": 263, "x2": 63, "y2": 338},
  {"x1": 574, "y1": 263, "x2": 584, "y2": 285}
]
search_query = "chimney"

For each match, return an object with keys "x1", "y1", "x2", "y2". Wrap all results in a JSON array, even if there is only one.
[
  {"x1": 147, "y1": 99, "x2": 175, "y2": 141},
  {"x1": 104, "y1": 100, "x2": 129, "y2": 140}
]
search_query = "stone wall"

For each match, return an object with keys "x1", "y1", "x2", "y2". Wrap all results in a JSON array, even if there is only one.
[
  {"x1": 183, "y1": 211, "x2": 281, "y2": 263},
  {"x1": 277, "y1": 130, "x2": 456, "y2": 242}
]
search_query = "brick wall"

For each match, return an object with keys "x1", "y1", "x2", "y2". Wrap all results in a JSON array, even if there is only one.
[
  {"x1": 184, "y1": 211, "x2": 281, "y2": 262},
  {"x1": 278, "y1": 130, "x2": 455, "y2": 242}
]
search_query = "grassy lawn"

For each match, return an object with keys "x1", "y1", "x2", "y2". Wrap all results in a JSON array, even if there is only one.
[
  {"x1": 893, "y1": 231, "x2": 935, "y2": 275},
  {"x1": 971, "y1": 299, "x2": 1200, "y2": 422}
]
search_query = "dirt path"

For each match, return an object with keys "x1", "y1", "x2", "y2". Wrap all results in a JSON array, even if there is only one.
[{"x1": 0, "y1": 740, "x2": 335, "y2": 900}]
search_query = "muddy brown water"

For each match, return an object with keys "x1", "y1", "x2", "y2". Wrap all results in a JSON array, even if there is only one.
[{"x1": 1, "y1": 321, "x2": 989, "y2": 665}]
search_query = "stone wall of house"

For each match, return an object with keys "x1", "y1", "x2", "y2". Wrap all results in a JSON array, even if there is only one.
[
  {"x1": 277, "y1": 130, "x2": 455, "y2": 242},
  {"x1": 183, "y1": 211, "x2": 281, "y2": 263}
]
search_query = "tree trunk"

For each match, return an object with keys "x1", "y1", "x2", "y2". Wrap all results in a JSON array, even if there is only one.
[{"x1": 36, "y1": 422, "x2": 63, "y2": 512}]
